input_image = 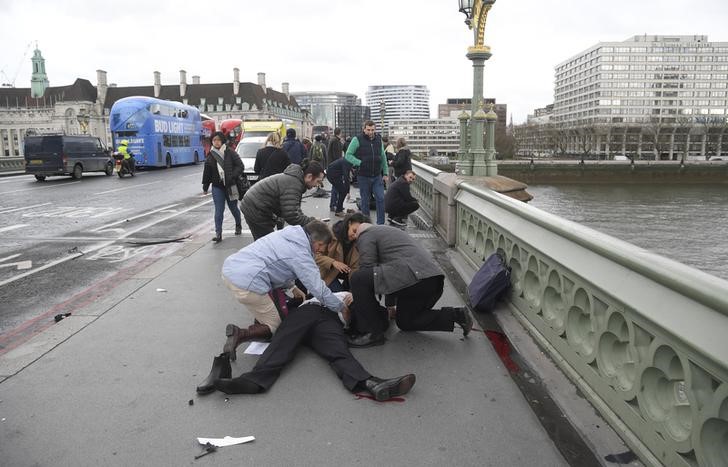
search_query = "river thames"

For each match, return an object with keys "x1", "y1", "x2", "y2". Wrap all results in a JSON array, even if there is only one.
[{"x1": 526, "y1": 184, "x2": 728, "y2": 281}]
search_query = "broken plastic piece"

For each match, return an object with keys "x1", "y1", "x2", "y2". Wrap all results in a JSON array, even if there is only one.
[
  {"x1": 196, "y1": 436, "x2": 255, "y2": 447},
  {"x1": 156, "y1": 288, "x2": 167, "y2": 293},
  {"x1": 194, "y1": 442, "x2": 217, "y2": 459}
]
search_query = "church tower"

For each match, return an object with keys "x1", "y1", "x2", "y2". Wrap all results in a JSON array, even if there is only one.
[{"x1": 30, "y1": 45, "x2": 49, "y2": 98}]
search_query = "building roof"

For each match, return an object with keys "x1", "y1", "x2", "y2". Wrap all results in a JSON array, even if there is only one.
[
  {"x1": 104, "y1": 82, "x2": 300, "y2": 111},
  {"x1": 0, "y1": 78, "x2": 97, "y2": 108}
]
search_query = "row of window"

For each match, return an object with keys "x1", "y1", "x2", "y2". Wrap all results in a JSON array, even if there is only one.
[
  {"x1": 162, "y1": 134, "x2": 192, "y2": 147},
  {"x1": 556, "y1": 62, "x2": 728, "y2": 84},
  {"x1": 599, "y1": 99, "x2": 728, "y2": 106}
]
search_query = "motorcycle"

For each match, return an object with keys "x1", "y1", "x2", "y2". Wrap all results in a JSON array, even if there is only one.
[{"x1": 113, "y1": 152, "x2": 136, "y2": 177}]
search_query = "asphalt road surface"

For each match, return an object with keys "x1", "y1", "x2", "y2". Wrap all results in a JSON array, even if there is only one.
[{"x1": 0, "y1": 164, "x2": 222, "y2": 348}]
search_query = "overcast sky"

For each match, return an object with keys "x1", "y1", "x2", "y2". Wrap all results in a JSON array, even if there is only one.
[{"x1": 1, "y1": 0, "x2": 727, "y2": 123}]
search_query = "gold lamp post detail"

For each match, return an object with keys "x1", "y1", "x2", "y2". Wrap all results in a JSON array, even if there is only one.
[{"x1": 458, "y1": 0, "x2": 497, "y2": 176}]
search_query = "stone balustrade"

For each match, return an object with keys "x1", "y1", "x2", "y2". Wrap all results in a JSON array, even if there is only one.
[
  {"x1": 411, "y1": 159, "x2": 728, "y2": 467},
  {"x1": 0, "y1": 157, "x2": 25, "y2": 173}
]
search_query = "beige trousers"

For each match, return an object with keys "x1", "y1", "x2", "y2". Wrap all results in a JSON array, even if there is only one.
[{"x1": 222, "y1": 276, "x2": 281, "y2": 333}]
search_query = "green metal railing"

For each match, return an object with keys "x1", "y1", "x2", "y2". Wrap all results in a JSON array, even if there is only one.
[{"x1": 412, "y1": 160, "x2": 728, "y2": 467}]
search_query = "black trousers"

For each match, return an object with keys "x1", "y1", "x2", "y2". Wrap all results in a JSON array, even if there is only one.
[
  {"x1": 350, "y1": 269, "x2": 455, "y2": 335},
  {"x1": 386, "y1": 200, "x2": 419, "y2": 219},
  {"x1": 242, "y1": 211, "x2": 275, "y2": 240},
  {"x1": 238, "y1": 304, "x2": 371, "y2": 391}
]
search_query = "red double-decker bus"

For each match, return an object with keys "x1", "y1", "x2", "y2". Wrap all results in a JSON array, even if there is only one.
[
  {"x1": 220, "y1": 119, "x2": 243, "y2": 148},
  {"x1": 200, "y1": 114, "x2": 215, "y2": 155}
]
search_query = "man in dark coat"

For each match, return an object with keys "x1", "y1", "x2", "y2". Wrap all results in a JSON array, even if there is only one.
[
  {"x1": 326, "y1": 157, "x2": 351, "y2": 216},
  {"x1": 347, "y1": 223, "x2": 473, "y2": 347},
  {"x1": 282, "y1": 128, "x2": 307, "y2": 165},
  {"x1": 210, "y1": 300, "x2": 416, "y2": 401},
  {"x1": 384, "y1": 170, "x2": 419, "y2": 227},
  {"x1": 327, "y1": 127, "x2": 343, "y2": 163},
  {"x1": 240, "y1": 162, "x2": 322, "y2": 240}
]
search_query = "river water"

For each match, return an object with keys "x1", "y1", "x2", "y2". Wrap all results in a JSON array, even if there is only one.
[{"x1": 526, "y1": 184, "x2": 728, "y2": 281}]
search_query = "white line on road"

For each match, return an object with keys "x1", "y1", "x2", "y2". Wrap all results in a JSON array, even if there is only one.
[
  {"x1": 0, "y1": 177, "x2": 34, "y2": 184},
  {"x1": 90, "y1": 203, "x2": 180, "y2": 232},
  {"x1": 0, "y1": 203, "x2": 52, "y2": 214},
  {"x1": 0, "y1": 253, "x2": 22, "y2": 263},
  {"x1": 0, "y1": 224, "x2": 28, "y2": 233},
  {"x1": 93, "y1": 181, "x2": 161, "y2": 195},
  {"x1": 0, "y1": 181, "x2": 81, "y2": 195},
  {"x1": 183, "y1": 172, "x2": 202, "y2": 178},
  {"x1": 0, "y1": 198, "x2": 212, "y2": 288}
]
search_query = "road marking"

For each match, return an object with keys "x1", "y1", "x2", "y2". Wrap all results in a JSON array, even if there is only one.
[
  {"x1": 0, "y1": 198, "x2": 212, "y2": 288},
  {"x1": 90, "y1": 203, "x2": 180, "y2": 232},
  {"x1": 0, "y1": 181, "x2": 81, "y2": 195},
  {"x1": 0, "y1": 203, "x2": 52, "y2": 214},
  {"x1": 0, "y1": 224, "x2": 28, "y2": 233},
  {"x1": 183, "y1": 172, "x2": 202, "y2": 178},
  {"x1": 0, "y1": 260, "x2": 32, "y2": 270},
  {"x1": 93, "y1": 181, "x2": 161, "y2": 195},
  {"x1": 0, "y1": 253, "x2": 22, "y2": 263}
]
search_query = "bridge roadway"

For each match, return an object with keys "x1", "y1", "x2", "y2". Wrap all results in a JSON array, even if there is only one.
[{"x1": 0, "y1": 175, "x2": 593, "y2": 466}]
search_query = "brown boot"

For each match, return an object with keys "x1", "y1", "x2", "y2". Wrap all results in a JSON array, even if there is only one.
[{"x1": 223, "y1": 323, "x2": 272, "y2": 361}]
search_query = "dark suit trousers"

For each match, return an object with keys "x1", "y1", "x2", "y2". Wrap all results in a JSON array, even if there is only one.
[
  {"x1": 392, "y1": 275, "x2": 455, "y2": 332},
  {"x1": 350, "y1": 269, "x2": 455, "y2": 334},
  {"x1": 240, "y1": 304, "x2": 371, "y2": 391}
]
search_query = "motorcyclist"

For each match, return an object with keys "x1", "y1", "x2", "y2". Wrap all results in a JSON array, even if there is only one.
[{"x1": 117, "y1": 140, "x2": 136, "y2": 174}]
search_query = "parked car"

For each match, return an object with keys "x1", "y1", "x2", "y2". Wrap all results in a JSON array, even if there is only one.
[
  {"x1": 235, "y1": 136, "x2": 267, "y2": 183},
  {"x1": 24, "y1": 135, "x2": 113, "y2": 181},
  {"x1": 708, "y1": 155, "x2": 726, "y2": 161}
]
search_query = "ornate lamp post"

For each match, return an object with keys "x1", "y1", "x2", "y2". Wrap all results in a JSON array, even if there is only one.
[
  {"x1": 76, "y1": 110, "x2": 90, "y2": 135},
  {"x1": 458, "y1": 0, "x2": 498, "y2": 176}
]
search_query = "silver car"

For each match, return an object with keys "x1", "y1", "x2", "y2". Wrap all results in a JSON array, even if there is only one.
[{"x1": 236, "y1": 136, "x2": 267, "y2": 183}]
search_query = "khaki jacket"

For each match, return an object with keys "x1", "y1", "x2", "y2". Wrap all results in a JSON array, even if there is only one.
[{"x1": 316, "y1": 236, "x2": 360, "y2": 284}]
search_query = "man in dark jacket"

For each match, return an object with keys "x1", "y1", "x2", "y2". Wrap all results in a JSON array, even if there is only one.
[
  {"x1": 326, "y1": 157, "x2": 351, "y2": 216},
  {"x1": 327, "y1": 127, "x2": 343, "y2": 163},
  {"x1": 344, "y1": 120, "x2": 389, "y2": 224},
  {"x1": 282, "y1": 128, "x2": 307, "y2": 165},
  {"x1": 384, "y1": 170, "x2": 419, "y2": 227},
  {"x1": 347, "y1": 223, "x2": 473, "y2": 347},
  {"x1": 240, "y1": 162, "x2": 323, "y2": 240}
]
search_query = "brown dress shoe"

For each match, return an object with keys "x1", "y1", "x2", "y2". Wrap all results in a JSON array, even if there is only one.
[{"x1": 223, "y1": 323, "x2": 272, "y2": 361}]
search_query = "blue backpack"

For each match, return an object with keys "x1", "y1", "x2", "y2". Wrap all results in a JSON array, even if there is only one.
[{"x1": 468, "y1": 253, "x2": 511, "y2": 312}]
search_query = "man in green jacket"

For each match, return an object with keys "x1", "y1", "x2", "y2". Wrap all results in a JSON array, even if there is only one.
[{"x1": 344, "y1": 120, "x2": 389, "y2": 224}]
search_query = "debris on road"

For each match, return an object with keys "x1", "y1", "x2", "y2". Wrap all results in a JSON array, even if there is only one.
[
  {"x1": 54, "y1": 313, "x2": 72, "y2": 322},
  {"x1": 156, "y1": 288, "x2": 167, "y2": 293},
  {"x1": 197, "y1": 436, "x2": 255, "y2": 448}
]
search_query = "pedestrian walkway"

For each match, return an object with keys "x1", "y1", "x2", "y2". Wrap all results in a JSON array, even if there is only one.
[{"x1": 0, "y1": 184, "x2": 567, "y2": 466}]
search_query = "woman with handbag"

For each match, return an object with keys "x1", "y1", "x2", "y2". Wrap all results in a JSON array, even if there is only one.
[{"x1": 202, "y1": 131, "x2": 244, "y2": 243}]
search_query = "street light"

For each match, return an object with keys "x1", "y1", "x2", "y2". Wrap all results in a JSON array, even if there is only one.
[{"x1": 457, "y1": 0, "x2": 498, "y2": 176}]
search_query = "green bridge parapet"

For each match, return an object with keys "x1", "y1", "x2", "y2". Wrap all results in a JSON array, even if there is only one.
[{"x1": 411, "y1": 159, "x2": 728, "y2": 467}]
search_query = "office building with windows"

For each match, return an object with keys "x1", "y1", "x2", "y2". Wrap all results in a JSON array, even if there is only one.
[
  {"x1": 366, "y1": 85, "x2": 430, "y2": 134},
  {"x1": 388, "y1": 118, "x2": 460, "y2": 158},
  {"x1": 290, "y1": 91, "x2": 361, "y2": 130},
  {"x1": 552, "y1": 35, "x2": 728, "y2": 159}
]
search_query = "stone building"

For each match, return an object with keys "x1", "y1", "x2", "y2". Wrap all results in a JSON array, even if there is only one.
[{"x1": 0, "y1": 48, "x2": 307, "y2": 156}]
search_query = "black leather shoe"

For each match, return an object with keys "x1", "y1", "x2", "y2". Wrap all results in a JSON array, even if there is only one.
[
  {"x1": 214, "y1": 375, "x2": 264, "y2": 395},
  {"x1": 196, "y1": 353, "x2": 232, "y2": 395},
  {"x1": 365, "y1": 374, "x2": 416, "y2": 401},
  {"x1": 234, "y1": 225, "x2": 242, "y2": 235},
  {"x1": 348, "y1": 333, "x2": 385, "y2": 348},
  {"x1": 212, "y1": 235, "x2": 222, "y2": 243}
]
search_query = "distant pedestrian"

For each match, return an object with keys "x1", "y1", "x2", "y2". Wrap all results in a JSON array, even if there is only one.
[
  {"x1": 254, "y1": 132, "x2": 290, "y2": 180},
  {"x1": 326, "y1": 156, "x2": 351, "y2": 216},
  {"x1": 310, "y1": 134, "x2": 328, "y2": 167},
  {"x1": 344, "y1": 120, "x2": 389, "y2": 224},
  {"x1": 240, "y1": 160, "x2": 325, "y2": 240},
  {"x1": 202, "y1": 131, "x2": 243, "y2": 242},
  {"x1": 327, "y1": 127, "x2": 343, "y2": 163},
  {"x1": 383, "y1": 136, "x2": 396, "y2": 162},
  {"x1": 385, "y1": 169, "x2": 419, "y2": 228},
  {"x1": 282, "y1": 128, "x2": 307, "y2": 165},
  {"x1": 391, "y1": 137, "x2": 413, "y2": 179},
  {"x1": 302, "y1": 137, "x2": 312, "y2": 154}
]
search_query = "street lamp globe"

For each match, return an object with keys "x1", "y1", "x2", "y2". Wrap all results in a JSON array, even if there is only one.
[{"x1": 458, "y1": 0, "x2": 474, "y2": 22}]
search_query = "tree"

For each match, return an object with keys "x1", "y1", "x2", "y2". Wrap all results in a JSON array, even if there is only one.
[{"x1": 642, "y1": 118, "x2": 671, "y2": 160}]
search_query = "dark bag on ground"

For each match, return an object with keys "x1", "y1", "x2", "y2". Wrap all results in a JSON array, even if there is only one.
[{"x1": 468, "y1": 253, "x2": 511, "y2": 312}]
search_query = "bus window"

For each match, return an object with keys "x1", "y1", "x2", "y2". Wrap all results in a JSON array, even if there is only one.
[{"x1": 163, "y1": 135, "x2": 171, "y2": 147}]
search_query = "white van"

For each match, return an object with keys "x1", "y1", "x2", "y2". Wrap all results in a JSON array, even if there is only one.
[{"x1": 235, "y1": 136, "x2": 267, "y2": 183}]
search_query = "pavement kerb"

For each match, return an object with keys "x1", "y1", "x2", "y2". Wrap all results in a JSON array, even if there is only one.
[{"x1": 445, "y1": 248, "x2": 641, "y2": 466}]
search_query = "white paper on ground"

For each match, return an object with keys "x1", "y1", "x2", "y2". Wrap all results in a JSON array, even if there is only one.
[
  {"x1": 197, "y1": 436, "x2": 255, "y2": 447},
  {"x1": 244, "y1": 341, "x2": 269, "y2": 355}
]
